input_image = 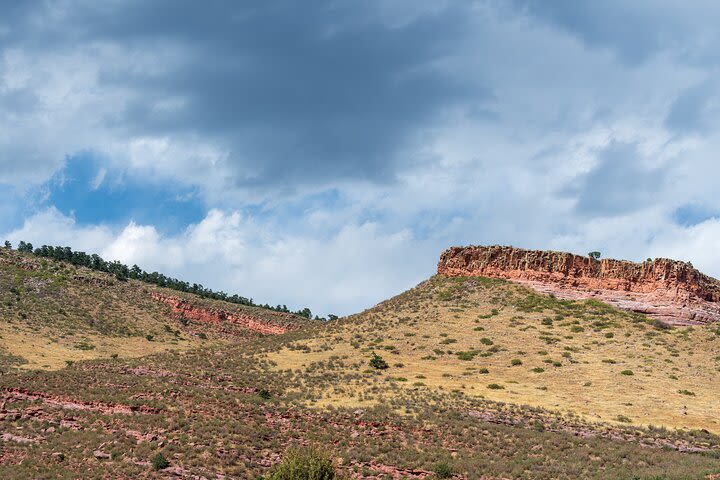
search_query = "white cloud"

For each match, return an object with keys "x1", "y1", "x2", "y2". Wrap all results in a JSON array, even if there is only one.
[{"x1": 2, "y1": 208, "x2": 432, "y2": 316}]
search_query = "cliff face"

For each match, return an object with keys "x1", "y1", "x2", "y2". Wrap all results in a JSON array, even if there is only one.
[
  {"x1": 151, "y1": 293, "x2": 300, "y2": 335},
  {"x1": 437, "y1": 245, "x2": 720, "y2": 325}
]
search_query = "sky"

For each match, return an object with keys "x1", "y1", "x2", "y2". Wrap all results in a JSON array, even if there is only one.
[{"x1": 2, "y1": 1, "x2": 720, "y2": 316}]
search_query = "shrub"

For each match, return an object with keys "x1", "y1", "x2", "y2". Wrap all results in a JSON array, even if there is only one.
[
  {"x1": 678, "y1": 389, "x2": 696, "y2": 396},
  {"x1": 258, "y1": 389, "x2": 272, "y2": 400},
  {"x1": 620, "y1": 370, "x2": 634, "y2": 376},
  {"x1": 433, "y1": 462, "x2": 453, "y2": 479},
  {"x1": 369, "y1": 352, "x2": 389, "y2": 370},
  {"x1": 478, "y1": 368, "x2": 489, "y2": 374},
  {"x1": 479, "y1": 337, "x2": 494, "y2": 345},
  {"x1": 487, "y1": 383, "x2": 504, "y2": 390},
  {"x1": 511, "y1": 359, "x2": 522, "y2": 366},
  {"x1": 531, "y1": 367, "x2": 544, "y2": 373},
  {"x1": 457, "y1": 351, "x2": 477, "y2": 361},
  {"x1": 266, "y1": 446, "x2": 336, "y2": 480},
  {"x1": 151, "y1": 453, "x2": 170, "y2": 471}
]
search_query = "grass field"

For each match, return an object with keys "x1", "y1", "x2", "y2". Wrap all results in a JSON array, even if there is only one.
[{"x1": 267, "y1": 275, "x2": 720, "y2": 434}]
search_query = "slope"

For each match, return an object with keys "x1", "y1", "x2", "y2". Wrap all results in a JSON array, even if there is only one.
[
  {"x1": 0, "y1": 247, "x2": 308, "y2": 370},
  {"x1": 267, "y1": 275, "x2": 720, "y2": 434}
]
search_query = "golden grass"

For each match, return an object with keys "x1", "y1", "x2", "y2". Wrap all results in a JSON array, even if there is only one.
[
  {"x1": 0, "y1": 323, "x2": 201, "y2": 370},
  {"x1": 267, "y1": 276, "x2": 720, "y2": 433}
]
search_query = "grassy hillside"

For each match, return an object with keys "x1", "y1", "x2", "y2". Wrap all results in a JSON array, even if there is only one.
[
  {"x1": 0, "y1": 259, "x2": 719, "y2": 478},
  {"x1": 267, "y1": 275, "x2": 720, "y2": 433},
  {"x1": 0, "y1": 248, "x2": 307, "y2": 370}
]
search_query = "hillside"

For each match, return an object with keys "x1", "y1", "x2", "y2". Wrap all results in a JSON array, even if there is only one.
[
  {"x1": 438, "y1": 245, "x2": 720, "y2": 325},
  {"x1": 0, "y1": 247, "x2": 719, "y2": 478},
  {"x1": 267, "y1": 274, "x2": 720, "y2": 434},
  {"x1": 0, "y1": 247, "x2": 308, "y2": 370}
]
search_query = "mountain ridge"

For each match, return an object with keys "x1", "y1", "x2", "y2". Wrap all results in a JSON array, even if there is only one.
[{"x1": 438, "y1": 245, "x2": 720, "y2": 325}]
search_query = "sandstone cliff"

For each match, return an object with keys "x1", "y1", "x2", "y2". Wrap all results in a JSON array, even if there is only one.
[
  {"x1": 437, "y1": 245, "x2": 720, "y2": 325},
  {"x1": 151, "y1": 293, "x2": 302, "y2": 335}
]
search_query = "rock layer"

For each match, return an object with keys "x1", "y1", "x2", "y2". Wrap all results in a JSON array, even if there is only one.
[
  {"x1": 151, "y1": 293, "x2": 299, "y2": 335},
  {"x1": 437, "y1": 245, "x2": 720, "y2": 325}
]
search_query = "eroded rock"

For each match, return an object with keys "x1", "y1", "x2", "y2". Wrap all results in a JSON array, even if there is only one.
[{"x1": 438, "y1": 245, "x2": 720, "y2": 325}]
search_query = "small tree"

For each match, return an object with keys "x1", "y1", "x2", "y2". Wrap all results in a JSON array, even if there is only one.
[
  {"x1": 3, "y1": 240, "x2": 10, "y2": 249},
  {"x1": 369, "y1": 352, "x2": 389, "y2": 370},
  {"x1": 588, "y1": 251, "x2": 601, "y2": 260}
]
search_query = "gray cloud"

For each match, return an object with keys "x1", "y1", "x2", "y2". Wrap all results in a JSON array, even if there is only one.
[
  {"x1": 512, "y1": 0, "x2": 720, "y2": 66},
  {"x1": 564, "y1": 141, "x2": 668, "y2": 217},
  {"x1": 3, "y1": 1, "x2": 487, "y2": 188}
]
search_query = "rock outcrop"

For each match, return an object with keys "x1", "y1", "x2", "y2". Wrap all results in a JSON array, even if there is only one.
[
  {"x1": 438, "y1": 245, "x2": 720, "y2": 325},
  {"x1": 151, "y1": 293, "x2": 300, "y2": 335}
]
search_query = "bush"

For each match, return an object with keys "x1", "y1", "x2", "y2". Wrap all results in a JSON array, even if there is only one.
[
  {"x1": 151, "y1": 453, "x2": 170, "y2": 471},
  {"x1": 620, "y1": 370, "x2": 634, "y2": 376},
  {"x1": 511, "y1": 359, "x2": 522, "y2": 366},
  {"x1": 266, "y1": 446, "x2": 336, "y2": 480},
  {"x1": 369, "y1": 352, "x2": 389, "y2": 370},
  {"x1": 433, "y1": 462, "x2": 453, "y2": 479}
]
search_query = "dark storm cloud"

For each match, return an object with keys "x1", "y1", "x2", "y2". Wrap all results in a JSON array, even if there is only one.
[{"x1": 5, "y1": 1, "x2": 486, "y2": 187}]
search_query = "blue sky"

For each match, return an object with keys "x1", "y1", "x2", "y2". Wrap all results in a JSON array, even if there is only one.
[{"x1": 2, "y1": 1, "x2": 720, "y2": 315}]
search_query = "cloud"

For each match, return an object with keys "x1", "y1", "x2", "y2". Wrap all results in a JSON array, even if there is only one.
[
  {"x1": 3, "y1": 208, "x2": 433, "y2": 316},
  {"x1": 564, "y1": 141, "x2": 669, "y2": 217},
  {"x1": 2, "y1": 1, "x2": 720, "y2": 315}
]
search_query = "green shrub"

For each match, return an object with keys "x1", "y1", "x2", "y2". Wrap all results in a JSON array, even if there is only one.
[
  {"x1": 620, "y1": 370, "x2": 634, "y2": 376},
  {"x1": 151, "y1": 452, "x2": 170, "y2": 471},
  {"x1": 456, "y1": 351, "x2": 477, "y2": 361},
  {"x1": 511, "y1": 359, "x2": 522, "y2": 366},
  {"x1": 433, "y1": 462, "x2": 453, "y2": 479},
  {"x1": 266, "y1": 446, "x2": 336, "y2": 480},
  {"x1": 369, "y1": 352, "x2": 389, "y2": 370},
  {"x1": 487, "y1": 383, "x2": 504, "y2": 390}
]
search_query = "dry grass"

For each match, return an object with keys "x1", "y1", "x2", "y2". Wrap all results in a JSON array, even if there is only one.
[{"x1": 267, "y1": 275, "x2": 720, "y2": 433}]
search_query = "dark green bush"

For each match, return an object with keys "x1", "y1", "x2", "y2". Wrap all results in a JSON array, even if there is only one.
[
  {"x1": 369, "y1": 352, "x2": 389, "y2": 370},
  {"x1": 151, "y1": 452, "x2": 169, "y2": 471}
]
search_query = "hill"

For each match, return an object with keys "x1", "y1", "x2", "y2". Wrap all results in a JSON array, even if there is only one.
[
  {"x1": 438, "y1": 245, "x2": 720, "y2": 325},
  {"x1": 0, "y1": 246, "x2": 719, "y2": 479},
  {"x1": 0, "y1": 247, "x2": 308, "y2": 370}
]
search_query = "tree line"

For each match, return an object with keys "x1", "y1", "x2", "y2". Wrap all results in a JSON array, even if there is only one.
[{"x1": 5, "y1": 240, "x2": 326, "y2": 320}]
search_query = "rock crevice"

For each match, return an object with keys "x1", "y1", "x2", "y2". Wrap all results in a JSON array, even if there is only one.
[{"x1": 438, "y1": 245, "x2": 720, "y2": 325}]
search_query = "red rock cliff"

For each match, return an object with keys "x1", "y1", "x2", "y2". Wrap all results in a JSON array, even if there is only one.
[
  {"x1": 437, "y1": 245, "x2": 720, "y2": 325},
  {"x1": 151, "y1": 293, "x2": 301, "y2": 335}
]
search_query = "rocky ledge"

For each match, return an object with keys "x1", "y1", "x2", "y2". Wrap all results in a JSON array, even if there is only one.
[
  {"x1": 438, "y1": 245, "x2": 720, "y2": 325},
  {"x1": 151, "y1": 293, "x2": 301, "y2": 335}
]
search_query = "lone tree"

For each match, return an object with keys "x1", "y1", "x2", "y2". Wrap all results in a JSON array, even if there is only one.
[
  {"x1": 588, "y1": 251, "x2": 601, "y2": 260},
  {"x1": 369, "y1": 352, "x2": 389, "y2": 370}
]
